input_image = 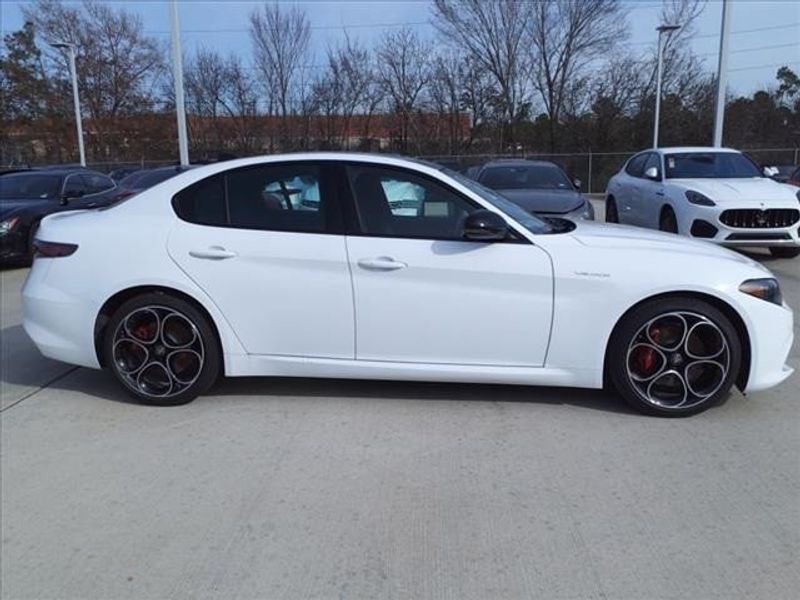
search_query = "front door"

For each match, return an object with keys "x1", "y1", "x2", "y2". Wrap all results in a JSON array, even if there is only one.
[{"x1": 343, "y1": 164, "x2": 553, "y2": 367}]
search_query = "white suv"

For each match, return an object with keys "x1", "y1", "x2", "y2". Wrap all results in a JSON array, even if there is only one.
[{"x1": 605, "y1": 146, "x2": 800, "y2": 258}]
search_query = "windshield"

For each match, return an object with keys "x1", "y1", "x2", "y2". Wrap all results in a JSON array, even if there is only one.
[
  {"x1": 665, "y1": 152, "x2": 762, "y2": 179},
  {"x1": 445, "y1": 170, "x2": 553, "y2": 234},
  {"x1": 480, "y1": 164, "x2": 573, "y2": 190},
  {"x1": 0, "y1": 173, "x2": 61, "y2": 200}
]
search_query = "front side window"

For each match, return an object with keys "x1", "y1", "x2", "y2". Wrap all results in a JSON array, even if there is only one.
[
  {"x1": 665, "y1": 152, "x2": 762, "y2": 179},
  {"x1": 347, "y1": 165, "x2": 474, "y2": 240},
  {"x1": 62, "y1": 174, "x2": 87, "y2": 197},
  {"x1": 625, "y1": 154, "x2": 647, "y2": 177},
  {"x1": 84, "y1": 173, "x2": 115, "y2": 194}
]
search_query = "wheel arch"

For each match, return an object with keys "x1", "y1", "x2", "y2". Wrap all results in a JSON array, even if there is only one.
[
  {"x1": 94, "y1": 285, "x2": 226, "y2": 374},
  {"x1": 603, "y1": 290, "x2": 752, "y2": 391}
]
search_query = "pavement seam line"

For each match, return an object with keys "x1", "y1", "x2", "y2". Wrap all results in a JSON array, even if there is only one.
[{"x1": 0, "y1": 366, "x2": 81, "y2": 413}]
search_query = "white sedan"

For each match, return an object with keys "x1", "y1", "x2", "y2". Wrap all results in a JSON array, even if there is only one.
[
  {"x1": 605, "y1": 146, "x2": 800, "y2": 258},
  {"x1": 22, "y1": 153, "x2": 794, "y2": 416}
]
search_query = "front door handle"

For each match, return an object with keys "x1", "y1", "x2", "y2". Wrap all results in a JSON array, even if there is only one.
[
  {"x1": 357, "y1": 256, "x2": 407, "y2": 271},
  {"x1": 189, "y1": 246, "x2": 238, "y2": 260}
]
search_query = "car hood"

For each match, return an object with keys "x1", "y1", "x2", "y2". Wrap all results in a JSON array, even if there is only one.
[
  {"x1": 568, "y1": 219, "x2": 761, "y2": 266},
  {"x1": 668, "y1": 178, "x2": 799, "y2": 205},
  {"x1": 497, "y1": 189, "x2": 584, "y2": 214},
  {"x1": 0, "y1": 198, "x2": 53, "y2": 219}
]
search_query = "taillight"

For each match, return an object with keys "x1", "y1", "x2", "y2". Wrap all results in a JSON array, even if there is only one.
[{"x1": 33, "y1": 240, "x2": 78, "y2": 258}]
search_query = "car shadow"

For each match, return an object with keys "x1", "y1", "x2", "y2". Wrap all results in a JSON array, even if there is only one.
[{"x1": 5, "y1": 351, "x2": 637, "y2": 416}]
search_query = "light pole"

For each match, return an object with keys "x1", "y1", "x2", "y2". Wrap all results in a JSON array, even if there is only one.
[
  {"x1": 50, "y1": 41, "x2": 86, "y2": 167},
  {"x1": 653, "y1": 24, "x2": 681, "y2": 149},
  {"x1": 712, "y1": 0, "x2": 732, "y2": 147},
  {"x1": 170, "y1": 0, "x2": 189, "y2": 166}
]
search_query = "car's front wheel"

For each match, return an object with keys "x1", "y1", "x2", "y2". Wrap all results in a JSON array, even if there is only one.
[
  {"x1": 769, "y1": 246, "x2": 800, "y2": 259},
  {"x1": 103, "y1": 293, "x2": 220, "y2": 405},
  {"x1": 607, "y1": 297, "x2": 742, "y2": 416}
]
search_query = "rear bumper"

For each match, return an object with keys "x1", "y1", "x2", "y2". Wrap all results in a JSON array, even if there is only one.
[{"x1": 22, "y1": 258, "x2": 101, "y2": 368}]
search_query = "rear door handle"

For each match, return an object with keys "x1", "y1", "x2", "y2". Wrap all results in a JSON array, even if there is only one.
[
  {"x1": 189, "y1": 246, "x2": 238, "y2": 260},
  {"x1": 357, "y1": 256, "x2": 407, "y2": 271}
]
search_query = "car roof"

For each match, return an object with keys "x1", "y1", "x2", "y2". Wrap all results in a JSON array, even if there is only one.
[
  {"x1": 654, "y1": 147, "x2": 741, "y2": 154},
  {"x1": 481, "y1": 159, "x2": 559, "y2": 168}
]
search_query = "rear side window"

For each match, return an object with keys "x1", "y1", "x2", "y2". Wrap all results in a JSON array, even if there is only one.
[
  {"x1": 84, "y1": 173, "x2": 115, "y2": 194},
  {"x1": 173, "y1": 175, "x2": 227, "y2": 226},
  {"x1": 173, "y1": 163, "x2": 325, "y2": 233},
  {"x1": 226, "y1": 164, "x2": 323, "y2": 232},
  {"x1": 625, "y1": 154, "x2": 647, "y2": 177}
]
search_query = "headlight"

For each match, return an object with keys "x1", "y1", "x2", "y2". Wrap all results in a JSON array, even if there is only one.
[
  {"x1": 0, "y1": 217, "x2": 19, "y2": 235},
  {"x1": 685, "y1": 190, "x2": 716, "y2": 206},
  {"x1": 739, "y1": 278, "x2": 783, "y2": 306}
]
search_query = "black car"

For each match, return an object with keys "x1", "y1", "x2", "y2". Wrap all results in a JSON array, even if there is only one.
[
  {"x1": 0, "y1": 168, "x2": 116, "y2": 264},
  {"x1": 98, "y1": 165, "x2": 191, "y2": 204},
  {"x1": 475, "y1": 159, "x2": 595, "y2": 220}
]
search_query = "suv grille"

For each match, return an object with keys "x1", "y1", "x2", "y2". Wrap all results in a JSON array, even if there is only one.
[{"x1": 719, "y1": 209, "x2": 800, "y2": 229}]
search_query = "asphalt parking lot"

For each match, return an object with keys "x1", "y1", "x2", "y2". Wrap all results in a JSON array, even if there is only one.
[{"x1": 2, "y1": 232, "x2": 799, "y2": 599}]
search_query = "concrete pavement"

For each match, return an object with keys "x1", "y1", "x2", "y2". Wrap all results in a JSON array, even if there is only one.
[{"x1": 1, "y1": 250, "x2": 798, "y2": 599}]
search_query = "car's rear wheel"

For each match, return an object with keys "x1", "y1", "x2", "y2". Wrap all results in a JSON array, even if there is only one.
[
  {"x1": 659, "y1": 207, "x2": 678, "y2": 233},
  {"x1": 605, "y1": 197, "x2": 619, "y2": 223},
  {"x1": 103, "y1": 293, "x2": 220, "y2": 405},
  {"x1": 608, "y1": 297, "x2": 741, "y2": 417},
  {"x1": 769, "y1": 246, "x2": 800, "y2": 258}
]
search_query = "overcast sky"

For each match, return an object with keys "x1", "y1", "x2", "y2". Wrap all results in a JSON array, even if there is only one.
[{"x1": 2, "y1": 0, "x2": 798, "y2": 96}]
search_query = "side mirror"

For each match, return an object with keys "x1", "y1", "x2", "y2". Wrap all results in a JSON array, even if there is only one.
[
  {"x1": 573, "y1": 178, "x2": 582, "y2": 190},
  {"x1": 463, "y1": 209, "x2": 509, "y2": 241},
  {"x1": 644, "y1": 166, "x2": 660, "y2": 180}
]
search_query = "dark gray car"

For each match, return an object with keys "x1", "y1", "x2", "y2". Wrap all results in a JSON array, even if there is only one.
[{"x1": 475, "y1": 159, "x2": 594, "y2": 220}]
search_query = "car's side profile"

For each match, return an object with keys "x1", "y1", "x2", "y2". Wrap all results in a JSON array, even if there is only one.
[
  {"x1": 22, "y1": 153, "x2": 794, "y2": 416},
  {"x1": 605, "y1": 147, "x2": 800, "y2": 258}
]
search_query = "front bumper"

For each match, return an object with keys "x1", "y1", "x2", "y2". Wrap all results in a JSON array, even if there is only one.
[
  {"x1": 742, "y1": 296, "x2": 795, "y2": 393},
  {"x1": 0, "y1": 230, "x2": 29, "y2": 262},
  {"x1": 685, "y1": 207, "x2": 800, "y2": 247}
]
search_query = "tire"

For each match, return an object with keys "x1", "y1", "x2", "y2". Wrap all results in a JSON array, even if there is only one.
[
  {"x1": 659, "y1": 207, "x2": 678, "y2": 233},
  {"x1": 605, "y1": 197, "x2": 619, "y2": 223},
  {"x1": 607, "y1": 297, "x2": 742, "y2": 417},
  {"x1": 103, "y1": 292, "x2": 220, "y2": 405},
  {"x1": 769, "y1": 246, "x2": 800, "y2": 259}
]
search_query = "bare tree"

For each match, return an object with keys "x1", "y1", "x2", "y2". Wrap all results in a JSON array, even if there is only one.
[
  {"x1": 376, "y1": 27, "x2": 432, "y2": 153},
  {"x1": 249, "y1": 1, "x2": 310, "y2": 121},
  {"x1": 528, "y1": 0, "x2": 628, "y2": 151},
  {"x1": 432, "y1": 0, "x2": 532, "y2": 148}
]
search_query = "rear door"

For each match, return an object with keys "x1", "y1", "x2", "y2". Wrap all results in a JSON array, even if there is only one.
[
  {"x1": 167, "y1": 162, "x2": 354, "y2": 358},
  {"x1": 342, "y1": 163, "x2": 553, "y2": 367}
]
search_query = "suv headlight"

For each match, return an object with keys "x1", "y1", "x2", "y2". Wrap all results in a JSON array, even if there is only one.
[
  {"x1": 685, "y1": 190, "x2": 716, "y2": 206},
  {"x1": 0, "y1": 217, "x2": 20, "y2": 235},
  {"x1": 739, "y1": 278, "x2": 783, "y2": 306}
]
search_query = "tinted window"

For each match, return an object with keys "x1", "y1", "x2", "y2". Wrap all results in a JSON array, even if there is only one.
[
  {"x1": 136, "y1": 168, "x2": 182, "y2": 189},
  {"x1": 63, "y1": 174, "x2": 87, "y2": 197},
  {"x1": 480, "y1": 164, "x2": 572, "y2": 190},
  {"x1": 643, "y1": 153, "x2": 661, "y2": 177},
  {"x1": 226, "y1": 164, "x2": 323, "y2": 232},
  {"x1": 0, "y1": 173, "x2": 61, "y2": 200},
  {"x1": 173, "y1": 175, "x2": 227, "y2": 226},
  {"x1": 665, "y1": 152, "x2": 762, "y2": 179},
  {"x1": 347, "y1": 165, "x2": 475, "y2": 240},
  {"x1": 625, "y1": 154, "x2": 647, "y2": 177},
  {"x1": 84, "y1": 173, "x2": 115, "y2": 194}
]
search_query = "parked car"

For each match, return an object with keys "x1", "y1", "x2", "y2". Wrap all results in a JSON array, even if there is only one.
[
  {"x1": 108, "y1": 166, "x2": 143, "y2": 182},
  {"x1": 1, "y1": 168, "x2": 116, "y2": 264},
  {"x1": 474, "y1": 159, "x2": 594, "y2": 220},
  {"x1": 785, "y1": 165, "x2": 800, "y2": 187},
  {"x1": 98, "y1": 165, "x2": 191, "y2": 204},
  {"x1": 605, "y1": 147, "x2": 800, "y2": 258},
  {"x1": 764, "y1": 164, "x2": 798, "y2": 184},
  {"x1": 23, "y1": 153, "x2": 793, "y2": 416}
]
